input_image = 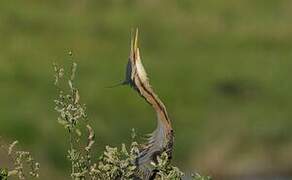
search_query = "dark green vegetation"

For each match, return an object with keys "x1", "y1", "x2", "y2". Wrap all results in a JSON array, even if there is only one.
[{"x1": 0, "y1": 0, "x2": 292, "y2": 179}]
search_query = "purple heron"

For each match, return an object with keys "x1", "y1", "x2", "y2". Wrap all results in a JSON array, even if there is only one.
[{"x1": 122, "y1": 29, "x2": 174, "y2": 179}]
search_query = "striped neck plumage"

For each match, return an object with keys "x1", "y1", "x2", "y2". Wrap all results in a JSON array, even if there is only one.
[
  {"x1": 123, "y1": 29, "x2": 174, "y2": 179},
  {"x1": 128, "y1": 29, "x2": 172, "y2": 128}
]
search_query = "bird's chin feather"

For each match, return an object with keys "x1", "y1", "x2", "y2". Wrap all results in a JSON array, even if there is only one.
[{"x1": 135, "y1": 60, "x2": 148, "y2": 82}]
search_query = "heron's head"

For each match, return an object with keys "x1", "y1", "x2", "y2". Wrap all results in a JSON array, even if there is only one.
[
  {"x1": 130, "y1": 28, "x2": 140, "y2": 63},
  {"x1": 123, "y1": 28, "x2": 148, "y2": 88},
  {"x1": 130, "y1": 29, "x2": 148, "y2": 82}
]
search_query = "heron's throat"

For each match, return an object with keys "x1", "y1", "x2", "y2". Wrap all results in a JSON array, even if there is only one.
[{"x1": 133, "y1": 67, "x2": 171, "y2": 127}]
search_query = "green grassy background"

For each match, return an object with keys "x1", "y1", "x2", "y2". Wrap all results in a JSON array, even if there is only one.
[{"x1": 1, "y1": 0, "x2": 292, "y2": 179}]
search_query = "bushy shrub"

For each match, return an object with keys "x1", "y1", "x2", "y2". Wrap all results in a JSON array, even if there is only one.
[{"x1": 0, "y1": 141, "x2": 39, "y2": 179}]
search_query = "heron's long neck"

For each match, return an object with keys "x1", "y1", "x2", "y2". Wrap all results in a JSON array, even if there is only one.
[
  {"x1": 132, "y1": 59, "x2": 174, "y2": 180},
  {"x1": 127, "y1": 30, "x2": 174, "y2": 179},
  {"x1": 133, "y1": 58, "x2": 172, "y2": 131}
]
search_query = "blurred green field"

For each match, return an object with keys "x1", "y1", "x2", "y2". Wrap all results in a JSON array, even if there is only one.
[{"x1": 1, "y1": 0, "x2": 292, "y2": 179}]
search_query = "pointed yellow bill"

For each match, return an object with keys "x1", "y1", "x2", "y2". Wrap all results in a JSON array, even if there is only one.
[
  {"x1": 130, "y1": 29, "x2": 134, "y2": 58},
  {"x1": 133, "y1": 28, "x2": 139, "y2": 52},
  {"x1": 130, "y1": 28, "x2": 140, "y2": 61}
]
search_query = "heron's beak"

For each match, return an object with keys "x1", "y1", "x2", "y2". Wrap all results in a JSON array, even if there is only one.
[{"x1": 130, "y1": 28, "x2": 140, "y2": 62}]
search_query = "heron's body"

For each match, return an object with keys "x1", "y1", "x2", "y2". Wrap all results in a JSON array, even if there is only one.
[{"x1": 123, "y1": 29, "x2": 174, "y2": 179}]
